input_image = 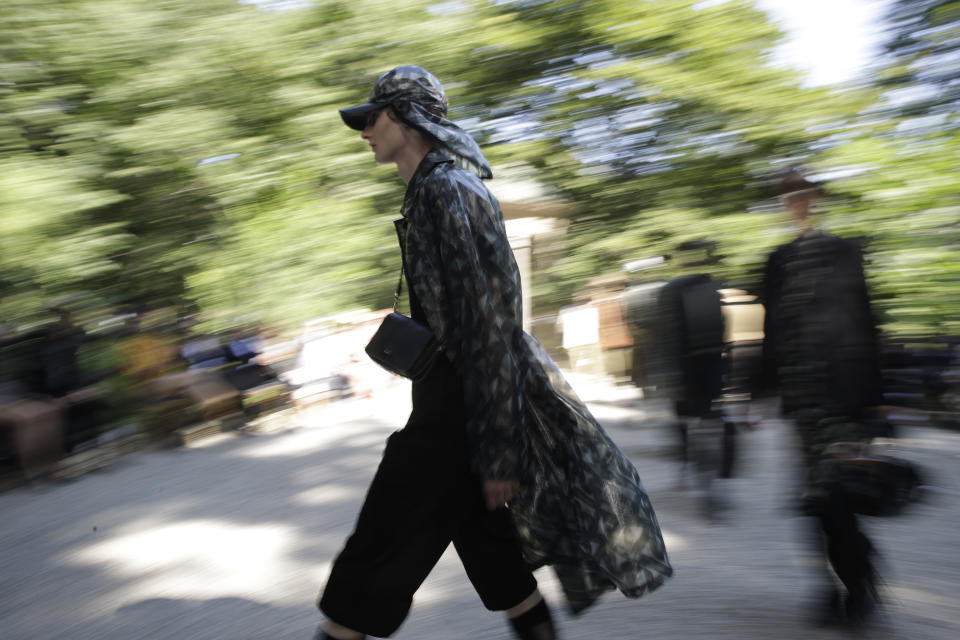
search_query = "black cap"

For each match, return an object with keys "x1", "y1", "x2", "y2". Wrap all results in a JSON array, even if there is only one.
[
  {"x1": 338, "y1": 65, "x2": 492, "y2": 179},
  {"x1": 339, "y1": 66, "x2": 447, "y2": 131},
  {"x1": 339, "y1": 101, "x2": 390, "y2": 131}
]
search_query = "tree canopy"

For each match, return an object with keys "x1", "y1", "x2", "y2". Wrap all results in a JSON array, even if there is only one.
[{"x1": 1, "y1": 0, "x2": 956, "y2": 337}]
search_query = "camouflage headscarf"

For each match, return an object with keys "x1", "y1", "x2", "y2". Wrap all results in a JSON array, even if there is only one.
[{"x1": 339, "y1": 65, "x2": 493, "y2": 179}]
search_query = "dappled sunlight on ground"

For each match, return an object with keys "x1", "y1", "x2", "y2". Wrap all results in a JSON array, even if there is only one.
[
  {"x1": 67, "y1": 519, "x2": 300, "y2": 599},
  {"x1": 233, "y1": 419, "x2": 393, "y2": 460},
  {"x1": 292, "y1": 484, "x2": 362, "y2": 508},
  {"x1": 659, "y1": 529, "x2": 688, "y2": 553}
]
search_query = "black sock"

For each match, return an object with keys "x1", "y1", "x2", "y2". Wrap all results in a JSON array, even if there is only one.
[{"x1": 509, "y1": 599, "x2": 556, "y2": 640}]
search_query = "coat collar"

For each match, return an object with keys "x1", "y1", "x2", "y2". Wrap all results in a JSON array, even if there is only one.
[{"x1": 402, "y1": 147, "x2": 455, "y2": 217}]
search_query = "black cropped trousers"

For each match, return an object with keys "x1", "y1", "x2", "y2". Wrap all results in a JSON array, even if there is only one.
[{"x1": 318, "y1": 357, "x2": 537, "y2": 638}]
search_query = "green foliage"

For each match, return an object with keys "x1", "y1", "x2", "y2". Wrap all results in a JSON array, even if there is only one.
[{"x1": 0, "y1": 0, "x2": 956, "y2": 339}]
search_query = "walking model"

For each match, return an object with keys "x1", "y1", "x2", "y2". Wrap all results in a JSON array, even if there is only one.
[
  {"x1": 314, "y1": 66, "x2": 672, "y2": 640},
  {"x1": 762, "y1": 168, "x2": 885, "y2": 627}
]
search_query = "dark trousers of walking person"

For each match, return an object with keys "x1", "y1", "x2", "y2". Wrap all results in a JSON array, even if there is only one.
[
  {"x1": 318, "y1": 354, "x2": 538, "y2": 638},
  {"x1": 803, "y1": 490, "x2": 876, "y2": 625},
  {"x1": 795, "y1": 416, "x2": 877, "y2": 624},
  {"x1": 673, "y1": 353, "x2": 731, "y2": 518}
]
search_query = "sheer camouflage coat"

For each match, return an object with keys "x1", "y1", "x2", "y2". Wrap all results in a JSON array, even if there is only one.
[{"x1": 395, "y1": 149, "x2": 672, "y2": 612}]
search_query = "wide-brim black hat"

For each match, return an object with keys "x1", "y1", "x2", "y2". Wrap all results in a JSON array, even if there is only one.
[{"x1": 775, "y1": 167, "x2": 821, "y2": 196}]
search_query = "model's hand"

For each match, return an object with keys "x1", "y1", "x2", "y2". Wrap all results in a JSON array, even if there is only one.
[{"x1": 483, "y1": 479, "x2": 519, "y2": 510}]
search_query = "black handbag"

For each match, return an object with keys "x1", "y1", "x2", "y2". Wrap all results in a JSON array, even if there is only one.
[
  {"x1": 365, "y1": 223, "x2": 442, "y2": 381},
  {"x1": 821, "y1": 443, "x2": 926, "y2": 517},
  {"x1": 366, "y1": 312, "x2": 440, "y2": 381}
]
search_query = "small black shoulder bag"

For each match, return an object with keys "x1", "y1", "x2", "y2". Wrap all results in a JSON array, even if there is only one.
[{"x1": 365, "y1": 224, "x2": 442, "y2": 381}]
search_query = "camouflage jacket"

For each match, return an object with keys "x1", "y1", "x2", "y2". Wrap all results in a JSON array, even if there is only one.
[{"x1": 397, "y1": 149, "x2": 672, "y2": 612}]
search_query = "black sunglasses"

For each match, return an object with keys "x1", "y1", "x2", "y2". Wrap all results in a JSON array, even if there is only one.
[{"x1": 364, "y1": 108, "x2": 385, "y2": 128}]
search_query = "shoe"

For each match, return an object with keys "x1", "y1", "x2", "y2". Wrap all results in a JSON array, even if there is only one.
[
  {"x1": 810, "y1": 586, "x2": 845, "y2": 627},
  {"x1": 846, "y1": 583, "x2": 879, "y2": 628},
  {"x1": 509, "y1": 599, "x2": 557, "y2": 640},
  {"x1": 702, "y1": 485, "x2": 730, "y2": 524}
]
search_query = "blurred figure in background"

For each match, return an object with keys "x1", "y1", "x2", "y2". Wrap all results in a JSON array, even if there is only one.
[
  {"x1": 590, "y1": 274, "x2": 635, "y2": 381},
  {"x1": 761, "y1": 168, "x2": 885, "y2": 627},
  {"x1": 118, "y1": 312, "x2": 180, "y2": 386},
  {"x1": 115, "y1": 311, "x2": 202, "y2": 438},
  {"x1": 0, "y1": 322, "x2": 64, "y2": 480},
  {"x1": 654, "y1": 241, "x2": 729, "y2": 521},
  {"x1": 42, "y1": 307, "x2": 110, "y2": 452},
  {"x1": 41, "y1": 307, "x2": 86, "y2": 399},
  {"x1": 315, "y1": 65, "x2": 671, "y2": 640},
  {"x1": 0, "y1": 307, "x2": 92, "y2": 479}
]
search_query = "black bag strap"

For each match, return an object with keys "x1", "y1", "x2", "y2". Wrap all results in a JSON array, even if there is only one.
[
  {"x1": 393, "y1": 222, "x2": 411, "y2": 312},
  {"x1": 389, "y1": 217, "x2": 443, "y2": 357}
]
